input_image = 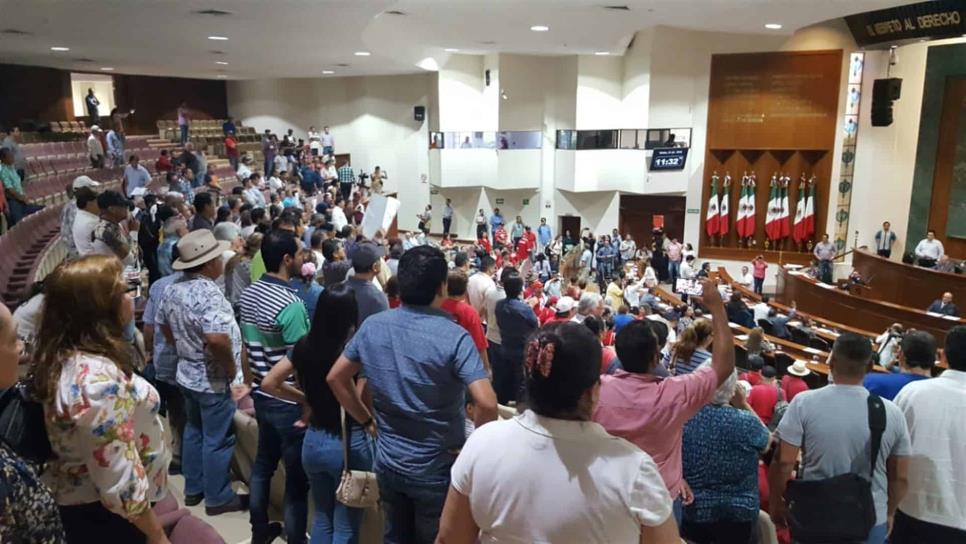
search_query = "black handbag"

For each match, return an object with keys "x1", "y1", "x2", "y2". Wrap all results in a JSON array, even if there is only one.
[
  {"x1": 784, "y1": 394, "x2": 885, "y2": 543},
  {"x1": 0, "y1": 382, "x2": 54, "y2": 465}
]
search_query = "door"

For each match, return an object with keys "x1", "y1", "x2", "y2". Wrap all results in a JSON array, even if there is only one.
[
  {"x1": 559, "y1": 215, "x2": 581, "y2": 240},
  {"x1": 928, "y1": 77, "x2": 966, "y2": 257}
]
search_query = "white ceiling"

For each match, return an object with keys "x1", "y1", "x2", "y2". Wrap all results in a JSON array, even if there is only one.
[{"x1": 0, "y1": 0, "x2": 908, "y2": 80}]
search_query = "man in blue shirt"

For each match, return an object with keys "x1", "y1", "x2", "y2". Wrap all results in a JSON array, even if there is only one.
[
  {"x1": 537, "y1": 217, "x2": 552, "y2": 251},
  {"x1": 222, "y1": 116, "x2": 236, "y2": 136},
  {"x1": 489, "y1": 208, "x2": 505, "y2": 242},
  {"x1": 864, "y1": 330, "x2": 936, "y2": 400},
  {"x1": 328, "y1": 245, "x2": 497, "y2": 544}
]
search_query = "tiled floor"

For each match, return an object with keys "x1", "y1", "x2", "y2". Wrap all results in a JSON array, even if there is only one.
[{"x1": 167, "y1": 475, "x2": 254, "y2": 544}]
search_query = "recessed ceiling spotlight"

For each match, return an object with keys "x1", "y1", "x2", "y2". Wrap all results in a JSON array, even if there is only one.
[
  {"x1": 445, "y1": 48, "x2": 460, "y2": 52},
  {"x1": 764, "y1": 23, "x2": 782, "y2": 30},
  {"x1": 100, "y1": 67, "x2": 114, "y2": 71},
  {"x1": 354, "y1": 51, "x2": 371, "y2": 56},
  {"x1": 322, "y1": 70, "x2": 335, "y2": 75},
  {"x1": 530, "y1": 25, "x2": 550, "y2": 32},
  {"x1": 50, "y1": 46, "x2": 70, "y2": 51},
  {"x1": 215, "y1": 61, "x2": 229, "y2": 65},
  {"x1": 207, "y1": 35, "x2": 229, "y2": 41},
  {"x1": 594, "y1": 51, "x2": 610, "y2": 55}
]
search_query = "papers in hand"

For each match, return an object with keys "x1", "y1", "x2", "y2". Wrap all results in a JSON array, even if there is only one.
[{"x1": 360, "y1": 194, "x2": 401, "y2": 239}]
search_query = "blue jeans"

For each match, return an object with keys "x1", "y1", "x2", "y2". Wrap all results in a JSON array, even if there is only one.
[
  {"x1": 818, "y1": 259, "x2": 833, "y2": 283},
  {"x1": 377, "y1": 468, "x2": 449, "y2": 544},
  {"x1": 302, "y1": 426, "x2": 374, "y2": 544},
  {"x1": 250, "y1": 395, "x2": 309, "y2": 543},
  {"x1": 668, "y1": 260, "x2": 681, "y2": 286},
  {"x1": 180, "y1": 387, "x2": 238, "y2": 507},
  {"x1": 323, "y1": 146, "x2": 333, "y2": 156},
  {"x1": 6, "y1": 200, "x2": 43, "y2": 227},
  {"x1": 864, "y1": 523, "x2": 887, "y2": 544},
  {"x1": 179, "y1": 124, "x2": 189, "y2": 145}
]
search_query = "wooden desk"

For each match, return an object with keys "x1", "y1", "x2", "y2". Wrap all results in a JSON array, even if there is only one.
[
  {"x1": 852, "y1": 249, "x2": 966, "y2": 310},
  {"x1": 776, "y1": 267, "x2": 966, "y2": 343}
]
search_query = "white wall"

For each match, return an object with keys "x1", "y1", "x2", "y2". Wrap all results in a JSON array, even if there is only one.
[{"x1": 226, "y1": 73, "x2": 434, "y2": 231}]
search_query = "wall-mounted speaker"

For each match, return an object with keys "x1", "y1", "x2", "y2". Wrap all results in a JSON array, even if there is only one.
[
  {"x1": 485, "y1": 69, "x2": 491, "y2": 86},
  {"x1": 414, "y1": 105, "x2": 425, "y2": 122},
  {"x1": 871, "y1": 78, "x2": 902, "y2": 127}
]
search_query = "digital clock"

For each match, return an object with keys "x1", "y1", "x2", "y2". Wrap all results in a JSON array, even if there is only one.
[{"x1": 650, "y1": 148, "x2": 689, "y2": 171}]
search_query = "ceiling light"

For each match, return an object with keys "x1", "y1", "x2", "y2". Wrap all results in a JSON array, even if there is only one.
[
  {"x1": 50, "y1": 46, "x2": 70, "y2": 51},
  {"x1": 445, "y1": 48, "x2": 460, "y2": 52},
  {"x1": 215, "y1": 61, "x2": 229, "y2": 65},
  {"x1": 216, "y1": 74, "x2": 227, "y2": 78},
  {"x1": 595, "y1": 51, "x2": 610, "y2": 55},
  {"x1": 207, "y1": 35, "x2": 229, "y2": 41},
  {"x1": 354, "y1": 51, "x2": 371, "y2": 56},
  {"x1": 530, "y1": 25, "x2": 550, "y2": 32},
  {"x1": 764, "y1": 23, "x2": 782, "y2": 30},
  {"x1": 322, "y1": 70, "x2": 335, "y2": 75},
  {"x1": 100, "y1": 67, "x2": 114, "y2": 71}
]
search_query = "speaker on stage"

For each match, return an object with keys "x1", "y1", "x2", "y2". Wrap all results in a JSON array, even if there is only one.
[
  {"x1": 871, "y1": 78, "x2": 901, "y2": 127},
  {"x1": 414, "y1": 105, "x2": 425, "y2": 122}
]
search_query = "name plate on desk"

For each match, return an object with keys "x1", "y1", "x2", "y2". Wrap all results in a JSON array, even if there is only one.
[
  {"x1": 926, "y1": 311, "x2": 945, "y2": 318},
  {"x1": 804, "y1": 347, "x2": 823, "y2": 355},
  {"x1": 942, "y1": 315, "x2": 962, "y2": 321}
]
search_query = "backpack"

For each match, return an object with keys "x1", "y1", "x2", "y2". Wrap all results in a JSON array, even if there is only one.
[{"x1": 769, "y1": 381, "x2": 788, "y2": 431}]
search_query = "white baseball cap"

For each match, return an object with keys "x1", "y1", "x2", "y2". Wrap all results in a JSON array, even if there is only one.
[
  {"x1": 554, "y1": 296, "x2": 577, "y2": 313},
  {"x1": 72, "y1": 175, "x2": 100, "y2": 189}
]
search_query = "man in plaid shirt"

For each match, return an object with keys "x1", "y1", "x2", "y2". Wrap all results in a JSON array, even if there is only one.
[{"x1": 338, "y1": 160, "x2": 355, "y2": 201}]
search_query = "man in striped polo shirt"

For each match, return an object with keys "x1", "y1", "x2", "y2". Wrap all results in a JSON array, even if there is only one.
[{"x1": 239, "y1": 229, "x2": 311, "y2": 544}]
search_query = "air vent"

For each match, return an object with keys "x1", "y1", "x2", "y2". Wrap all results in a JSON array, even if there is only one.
[
  {"x1": 72, "y1": 58, "x2": 95, "y2": 63},
  {"x1": 336, "y1": 63, "x2": 350, "y2": 67},
  {"x1": 0, "y1": 28, "x2": 31, "y2": 35},
  {"x1": 603, "y1": 5, "x2": 630, "y2": 10},
  {"x1": 479, "y1": 40, "x2": 496, "y2": 45},
  {"x1": 385, "y1": 10, "x2": 406, "y2": 15},
  {"x1": 194, "y1": 9, "x2": 232, "y2": 16}
]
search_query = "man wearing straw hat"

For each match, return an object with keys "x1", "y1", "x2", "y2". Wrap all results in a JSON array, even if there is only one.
[{"x1": 781, "y1": 360, "x2": 811, "y2": 402}]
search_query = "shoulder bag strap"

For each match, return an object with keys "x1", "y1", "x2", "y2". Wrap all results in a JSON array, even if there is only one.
[
  {"x1": 867, "y1": 394, "x2": 886, "y2": 479},
  {"x1": 341, "y1": 407, "x2": 350, "y2": 471}
]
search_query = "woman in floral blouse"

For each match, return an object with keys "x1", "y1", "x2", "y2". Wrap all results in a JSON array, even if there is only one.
[
  {"x1": 33, "y1": 255, "x2": 171, "y2": 544},
  {"x1": 0, "y1": 301, "x2": 65, "y2": 543}
]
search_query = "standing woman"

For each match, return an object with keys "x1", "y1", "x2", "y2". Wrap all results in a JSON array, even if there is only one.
[
  {"x1": 260, "y1": 284, "x2": 374, "y2": 544},
  {"x1": 0, "y1": 302, "x2": 66, "y2": 543},
  {"x1": 436, "y1": 323, "x2": 679, "y2": 543},
  {"x1": 33, "y1": 255, "x2": 171, "y2": 544}
]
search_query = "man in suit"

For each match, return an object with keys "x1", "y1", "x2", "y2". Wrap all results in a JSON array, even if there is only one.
[
  {"x1": 768, "y1": 307, "x2": 796, "y2": 340},
  {"x1": 927, "y1": 292, "x2": 959, "y2": 317}
]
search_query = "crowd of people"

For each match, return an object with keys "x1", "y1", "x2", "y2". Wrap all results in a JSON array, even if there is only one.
[{"x1": 0, "y1": 116, "x2": 964, "y2": 544}]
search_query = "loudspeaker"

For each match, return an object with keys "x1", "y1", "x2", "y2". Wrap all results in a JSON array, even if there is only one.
[
  {"x1": 871, "y1": 78, "x2": 902, "y2": 127},
  {"x1": 414, "y1": 106, "x2": 425, "y2": 122},
  {"x1": 485, "y1": 69, "x2": 491, "y2": 86}
]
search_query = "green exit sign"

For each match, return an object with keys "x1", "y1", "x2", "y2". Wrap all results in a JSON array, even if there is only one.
[
  {"x1": 687, "y1": 208, "x2": 700, "y2": 214},
  {"x1": 523, "y1": 198, "x2": 530, "y2": 206},
  {"x1": 496, "y1": 198, "x2": 504, "y2": 205}
]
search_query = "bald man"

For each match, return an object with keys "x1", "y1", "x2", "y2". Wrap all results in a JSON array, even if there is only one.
[{"x1": 927, "y1": 292, "x2": 959, "y2": 317}]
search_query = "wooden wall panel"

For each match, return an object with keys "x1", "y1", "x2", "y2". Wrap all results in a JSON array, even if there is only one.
[
  {"x1": 928, "y1": 76, "x2": 966, "y2": 258},
  {"x1": 619, "y1": 195, "x2": 686, "y2": 249},
  {"x1": 699, "y1": 50, "x2": 842, "y2": 265},
  {"x1": 0, "y1": 64, "x2": 73, "y2": 128}
]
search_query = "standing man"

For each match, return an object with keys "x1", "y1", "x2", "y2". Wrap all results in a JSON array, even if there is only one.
[
  {"x1": 177, "y1": 101, "x2": 190, "y2": 146},
  {"x1": 157, "y1": 229, "x2": 247, "y2": 516},
  {"x1": 238, "y1": 230, "x2": 311, "y2": 544},
  {"x1": 666, "y1": 237, "x2": 683, "y2": 287},
  {"x1": 537, "y1": 217, "x2": 552, "y2": 253},
  {"x1": 813, "y1": 233, "x2": 837, "y2": 284},
  {"x1": 914, "y1": 230, "x2": 944, "y2": 269},
  {"x1": 225, "y1": 131, "x2": 240, "y2": 172},
  {"x1": 489, "y1": 208, "x2": 505, "y2": 244},
  {"x1": 85, "y1": 88, "x2": 100, "y2": 126},
  {"x1": 417, "y1": 205, "x2": 433, "y2": 235},
  {"x1": 874, "y1": 221, "x2": 898, "y2": 259},
  {"x1": 87, "y1": 126, "x2": 105, "y2": 168},
  {"x1": 222, "y1": 116, "x2": 236, "y2": 136},
  {"x1": 91, "y1": 190, "x2": 136, "y2": 265},
  {"x1": 122, "y1": 155, "x2": 151, "y2": 198},
  {"x1": 307, "y1": 126, "x2": 321, "y2": 156},
  {"x1": 320, "y1": 126, "x2": 334, "y2": 157},
  {"x1": 106, "y1": 128, "x2": 124, "y2": 167},
  {"x1": 190, "y1": 192, "x2": 216, "y2": 232},
  {"x1": 892, "y1": 326, "x2": 966, "y2": 543},
  {"x1": 1, "y1": 126, "x2": 26, "y2": 183},
  {"x1": 327, "y1": 246, "x2": 498, "y2": 544},
  {"x1": 344, "y1": 241, "x2": 390, "y2": 325},
  {"x1": 864, "y1": 331, "x2": 936, "y2": 401},
  {"x1": 769, "y1": 333, "x2": 911, "y2": 544},
  {"x1": 442, "y1": 198, "x2": 454, "y2": 236},
  {"x1": 337, "y1": 159, "x2": 355, "y2": 202},
  {"x1": 510, "y1": 216, "x2": 525, "y2": 249}
]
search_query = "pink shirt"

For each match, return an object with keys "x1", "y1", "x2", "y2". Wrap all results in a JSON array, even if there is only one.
[
  {"x1": 593, "y1": 366, "x2": 717, "y2": 497},
  {"x1": 753, "y1": 260, "x2": 768, "y2": 279}
]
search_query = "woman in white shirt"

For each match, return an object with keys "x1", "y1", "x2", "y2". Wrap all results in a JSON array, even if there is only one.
[{"x1": 437, "y1": 322, "x2": 679, "y2": 544}]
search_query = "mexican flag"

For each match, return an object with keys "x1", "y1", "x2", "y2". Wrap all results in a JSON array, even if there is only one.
[
  {"x1": 764, "y1": 175, "x2": 781, "y2": 240},
  {"x1": 779, "y1": 176, "x2": 792, "y2": 239},
  {"x1": 792, "y1": 179, "x2": 807, "y2": 243},
  {"x1": 744, "y1": 175, "x2": 757, "y2": 238},
  {"x1": 735, "y1": 177, "x2": 748, "y2": 238},
  {"x1": 719, "y1": 176, "x2": 731, "y2": 237},
  {"x1": 706, "y1": 176, "x2": 720, "y2": 237},
  {"x1": 803, "y1": 177, "x2": 816, "y2": 238}
]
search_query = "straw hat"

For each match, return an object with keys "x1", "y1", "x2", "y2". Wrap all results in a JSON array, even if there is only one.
[
  {"x1": 173, "y1": 229, "x2": 231, "y2": 270},
  {"x1": 787, "y1": 360, "x2": 811, "y2": 377}
]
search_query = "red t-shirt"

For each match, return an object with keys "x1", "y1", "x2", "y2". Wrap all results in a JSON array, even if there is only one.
[
  {"x1": 601, "y1": 346, "x2": 617, "y2": 373},
  {"x1": 155, "y1": 155, "x2": 172, "y2": 173},
  {"x1": 782, "y1": 375, "x2": 809, "y2": 402},
  {"x1": 225, "y1": 137, "x2": 239, "y2": 157},
  {"x1": 748, "y1": 382, "x2": 779, "y2": 425},
  {"x1": 740, "y1": 370, "x2": 762, "y2": 386},
  {"x1": 753, "y1": 260, "x2": 768, "y2": 279},
  {"x1": 477, "y1": 238, "x2": 492, "y2": 254},
  {"x1": 441, "y1": 298, "x2": 488, "y2": 350},
  {"x1": 539, "y1": 306, "x2": 556, "y2": 325},
  {"x1": 516, "y1": 236, "x2": 532, "y2": 257}
]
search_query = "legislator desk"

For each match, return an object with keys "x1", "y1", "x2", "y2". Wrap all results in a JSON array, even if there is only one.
[
  {"x1": 776, "y1": 266, "x2": 966, "y2": 343},
  {"x1": 852, "y1": 249, "x2": 966, "y2": 310}
]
